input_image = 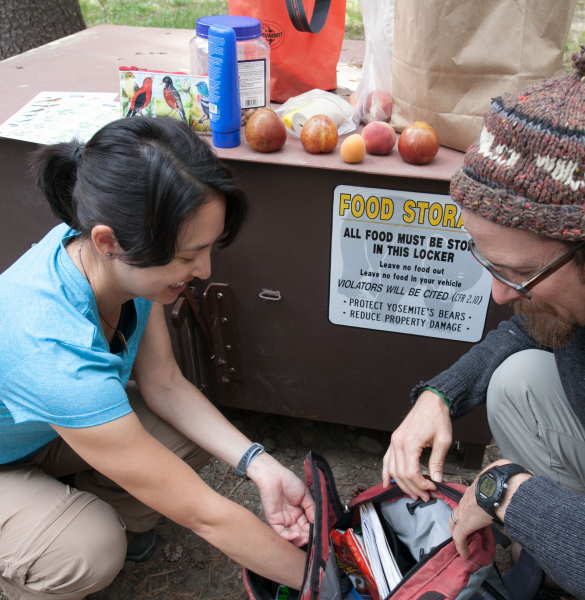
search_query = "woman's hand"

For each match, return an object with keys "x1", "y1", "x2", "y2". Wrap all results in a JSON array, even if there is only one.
[
  {"x1": 51, "y1": 414, "x2": 307, "y2": 589},
  {"x1": 248, "y1": 453, "x2": 315, "y2": 547},
  {"x1": 383, "y1": 390, "x2": 452, "y2": 501}
]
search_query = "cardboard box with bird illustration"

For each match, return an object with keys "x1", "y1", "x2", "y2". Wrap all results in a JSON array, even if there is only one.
[{"x1": 120, "y1": 67, "x2": 211, "y2": 134}]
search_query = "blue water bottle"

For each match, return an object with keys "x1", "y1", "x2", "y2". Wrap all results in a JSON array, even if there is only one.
[{"x1": 208, "y1": 24, "x2": 241, "y2": 148}]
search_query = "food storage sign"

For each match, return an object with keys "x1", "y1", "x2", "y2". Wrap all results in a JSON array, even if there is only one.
[{"x1": 329, "y1": 185, "x2": 492, "y2": 342}]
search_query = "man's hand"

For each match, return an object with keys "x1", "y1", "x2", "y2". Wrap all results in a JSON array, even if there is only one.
[
  {"x1": 383, "y1": 390, "x2": 452, "y2": 501},
  {"x1": 449, "y1": 459, "x2": 532, "y2": 558},
  {"x1": 248, "y1": 453, "x2": 315, "y2": 547}
]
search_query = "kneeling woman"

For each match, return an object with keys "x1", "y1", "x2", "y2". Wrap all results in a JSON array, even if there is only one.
[{"x1": 0, "y1": 118, "x2": 312, "y2": 600}]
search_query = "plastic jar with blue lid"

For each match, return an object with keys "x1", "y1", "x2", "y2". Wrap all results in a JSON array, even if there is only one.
[{"x1": 190, "y1": 15, "x2": 270, "y2": 124}]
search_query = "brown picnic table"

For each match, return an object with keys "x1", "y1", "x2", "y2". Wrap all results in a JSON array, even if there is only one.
[{"x1": 0, "y1": 25, "x2": 511, "y2": 468}]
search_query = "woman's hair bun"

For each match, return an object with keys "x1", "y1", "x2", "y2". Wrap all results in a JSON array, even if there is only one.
[{"x1": 29, "y1": 141, "x2": 83, "y2": 230}]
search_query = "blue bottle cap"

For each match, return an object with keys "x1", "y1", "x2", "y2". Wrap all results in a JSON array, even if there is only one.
[
  {"x1": 196, "y1": 15, "x2": 262, "y2": 41},
  {"x1": 211, "y1": 129, "x2": 241, "y2": 149}
]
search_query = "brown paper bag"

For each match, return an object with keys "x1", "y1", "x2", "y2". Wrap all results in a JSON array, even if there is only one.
[{"x1": 391, "y1": 0, "x2": 576, "y2": 152}]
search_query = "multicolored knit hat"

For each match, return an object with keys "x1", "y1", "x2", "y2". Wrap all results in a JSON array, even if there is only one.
[{"x1": 450, "y1": 48, "x2": 585, "y2": 241}]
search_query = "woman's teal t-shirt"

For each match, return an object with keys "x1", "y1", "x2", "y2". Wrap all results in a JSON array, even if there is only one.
[{"x1": 0, "y1": 224, "x2": 152, "y2": 464}]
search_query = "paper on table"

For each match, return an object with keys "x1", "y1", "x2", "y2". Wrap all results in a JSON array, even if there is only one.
[
  {"x1": 0, "y1": 92, "x2": 119, "y2": 145},
  {"x1": 360, "y1": 502, "x2": 402, "y2": 599}
]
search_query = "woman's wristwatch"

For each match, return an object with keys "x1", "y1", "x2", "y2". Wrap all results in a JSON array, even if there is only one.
[
  {"x1": 475, "y1": 463, "x2": 532, "y2": 525},
  {"x1": 234, "y1": 443, "x2": 265, "y2": 478}
]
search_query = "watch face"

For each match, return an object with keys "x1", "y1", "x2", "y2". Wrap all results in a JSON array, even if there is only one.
[{"x1": 479, "y1": 476, "x2": 497, "y2": 498}]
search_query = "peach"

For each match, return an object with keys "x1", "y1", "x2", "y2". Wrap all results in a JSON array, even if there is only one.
[
  {"x1": 300, "y1": 115, "x2": 338, "y2": 154},
  {"x1": 340, "y1": 134, "x2": 366, "y2": 163},
  {"x1": 245, "y1": 108, "x2": 287, "y2": 152},
  {"x1": 398, "y1": 121, "x2": 440, "y2": 165},
  {"x1": 365, "y1": 89, "x2": 393, "y2": 123},
  {"x1": 362, "y1": 122, "x2": 396, "y2": 155}
]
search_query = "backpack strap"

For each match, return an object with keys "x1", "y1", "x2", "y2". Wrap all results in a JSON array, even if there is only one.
[{"x1": 285, "y1": 0, "x2": 331, "y2": 34}]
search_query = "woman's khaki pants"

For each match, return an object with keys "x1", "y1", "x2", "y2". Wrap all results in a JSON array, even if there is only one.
[{"x1": 0, "y1": 383, "x2": 211, "y2": 600}]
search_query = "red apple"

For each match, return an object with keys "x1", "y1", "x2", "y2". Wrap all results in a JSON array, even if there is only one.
[
  {"x1": 365, "y1": 89, "x2": 393, "y2": 123},
  {"x1": 300, "y1": 115, "x2": 338, "y2": 154},
  {"x1": 245, "y1": 108, "x2": 287, "y2": 152},
  {"x1": 398, "y1": 121, "x2": 440, "y2": 165},
  {"x1": 362, "y1": 121, "x2": 396, "y2": 155}
]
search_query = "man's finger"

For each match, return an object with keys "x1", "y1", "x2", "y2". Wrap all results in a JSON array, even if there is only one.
[
  {"x1": 403, "y1": 445, "x2": 436, "y2": 501},
  {"x1": 393, "y1": 442, "x2": 419, "y2": 499},
  {"x1": 453, "y1": 528, "x2": 470, "y2": 559},
  {"x1": 382, "y1": 447, "x2": 392, "y2": 488},
  {"x1": 428, "y1": 435, "x2": 451, "y2": 483}
]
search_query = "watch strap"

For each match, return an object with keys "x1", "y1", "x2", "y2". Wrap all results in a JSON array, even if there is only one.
[
  {"x1": 234, "y1": 443, "x2": 265, "y2": 479},
  {"x1": 495, "y1": 463, "x2": 531, "y2": 478},
  {"x1": 477, "y1": 463, "x2": 531, "y2": 525}
]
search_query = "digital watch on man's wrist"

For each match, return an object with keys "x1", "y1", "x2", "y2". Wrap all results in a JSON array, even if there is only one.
[{"x1": 475, "y1": 463, "x2": 531, "y2": 525}]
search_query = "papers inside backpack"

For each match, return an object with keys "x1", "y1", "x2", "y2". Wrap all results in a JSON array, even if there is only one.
[{"x1": 359, "y1": 503, "x2": 402, "y2": 599}]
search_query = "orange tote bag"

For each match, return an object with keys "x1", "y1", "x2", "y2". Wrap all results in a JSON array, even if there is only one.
[{"x1": 228, "y1": 0, "x2": 347, "y2": 103}]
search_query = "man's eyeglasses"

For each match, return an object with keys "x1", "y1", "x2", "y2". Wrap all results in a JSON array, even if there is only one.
[{"x1": 469, "y1": 239, "x2": 585, "y2": 300}]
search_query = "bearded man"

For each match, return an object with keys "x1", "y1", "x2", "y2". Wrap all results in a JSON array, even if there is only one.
[{"x1": 383, "y1": 51, "x2": 585, "y2": 599}]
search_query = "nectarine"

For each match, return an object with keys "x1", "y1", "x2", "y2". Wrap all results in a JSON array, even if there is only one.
[
  {"x1": 245, "y1": 108, "x2": 287, "y2": 153},
  {"x1": 398, "y1": 121, "x2": 440, "y2": 165},
  {"x1": 300, "y1": 115, "x2": 338, "y2": 154}
]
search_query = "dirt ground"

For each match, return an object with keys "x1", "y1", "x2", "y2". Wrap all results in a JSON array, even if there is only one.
[
  {"x1": 71, "y1": 405, "x2": 561, "y2": 600},
  {"x1": 0, "y1": 408, "x2": 571, "y2": 600}
]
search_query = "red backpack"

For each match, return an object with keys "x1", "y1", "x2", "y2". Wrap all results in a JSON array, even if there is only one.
[{"x1": 244, "y1": 452, "x2": 508, "y2": 600}]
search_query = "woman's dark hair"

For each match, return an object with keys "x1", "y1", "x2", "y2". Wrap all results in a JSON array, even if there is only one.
[{"x1": 29, "y1": 117, "x2": 248, "y2": 267}]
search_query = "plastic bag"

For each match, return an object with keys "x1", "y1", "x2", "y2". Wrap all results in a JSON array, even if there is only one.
[
  {"x1": 349, "y1": 0, "x2": 394, "y2": 124},
  {"x1": 274, "y1": 89, "x2": 357, "y2": 138}
]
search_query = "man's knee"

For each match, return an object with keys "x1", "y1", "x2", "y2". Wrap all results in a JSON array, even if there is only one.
[
  {"x1": 486, "y1": 349, "x2": 555, "y2": 426},
  {"x1": 30, "y1": 499, "x2": 126, "y2": 596}
]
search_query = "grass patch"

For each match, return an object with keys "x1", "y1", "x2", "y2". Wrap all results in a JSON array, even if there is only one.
[
  {"x1": 80, "y1": 0, "x2": 366, "y2": 38},
  {"x1": 79, "y1": 0, "x2": 229, "y2": 29},
  {"x1": 80, "y1": 0, "x2": 583, "y2": 70},
  {"x1": 345, "y1": 0, "x2": 364, "y2": 40},
  {"x1": 564, "y1": 0, "x2": 585, "y2": 72}
]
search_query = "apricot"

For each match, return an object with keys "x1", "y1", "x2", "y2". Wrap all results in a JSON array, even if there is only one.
[
  {"x1": 362, "y1": 122, "x2": 396, "y2": 155},
  {"x1": 340, "y1": 134, "x2": 366, "y2": 163}
]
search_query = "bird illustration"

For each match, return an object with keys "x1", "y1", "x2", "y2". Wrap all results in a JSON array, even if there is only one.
[
  {"x1": 122, "y1": 72, "x2": 139, "y2": 102},
  {"x1": 161, "y1": 76, "x2": 187, "y2": 122},
  {"x1": 181, "y1": 79, "x2": 191, "y2": 95},
  {"x1": 126, "y1": 76, "x2": 154, "y2": 117},
  {"x1": 194, "y1": 81, "x2": 210, "y2": 125}
]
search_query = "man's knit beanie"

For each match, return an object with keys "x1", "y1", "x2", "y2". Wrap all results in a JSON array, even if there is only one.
[{"x1": 450, "y1": 48, "x2": 585, "y2": 241}]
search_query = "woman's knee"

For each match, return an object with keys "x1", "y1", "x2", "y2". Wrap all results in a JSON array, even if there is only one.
[
  {"x1": 30, "y1": 499, "x2": 126, "y2": 596},
  {"x1": 125, "y1": 383, "x2": 211, "y2": 470}
]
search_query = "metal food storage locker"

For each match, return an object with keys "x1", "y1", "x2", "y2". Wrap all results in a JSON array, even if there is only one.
[{"x1": 0, "y1": 26, "x2": 511, "y2": 468}]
